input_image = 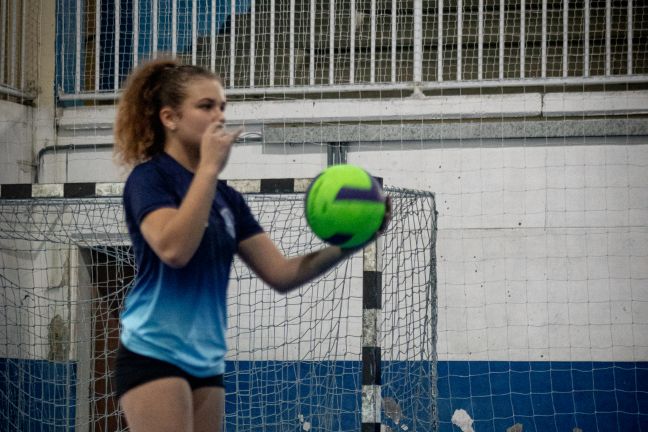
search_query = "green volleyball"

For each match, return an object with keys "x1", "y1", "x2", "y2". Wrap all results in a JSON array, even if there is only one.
[{"x1": 305, "y1": 164, "x2": 386, "y2": 249}]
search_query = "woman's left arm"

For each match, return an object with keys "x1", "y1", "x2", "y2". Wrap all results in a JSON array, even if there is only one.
[
  {"x1": 237, "y1": 196, "x2": 391, "y2": 293},
  {"x1": 237, "y1": 233, "x2": 356, "y2": 293}
]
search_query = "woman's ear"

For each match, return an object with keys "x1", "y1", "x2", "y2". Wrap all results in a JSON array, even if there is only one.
[{"x1": 159, "y1": 106, "x2": 177, "y2": 131}]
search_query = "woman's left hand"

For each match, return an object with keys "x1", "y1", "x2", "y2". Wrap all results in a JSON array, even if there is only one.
[{"x1": 376, "y1": 195, "x2": 392, "y2": 237}]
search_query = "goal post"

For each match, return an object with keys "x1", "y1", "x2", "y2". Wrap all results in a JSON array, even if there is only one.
[{"x1": 0, "y1": 179, "x2": 437, "y2": 432}]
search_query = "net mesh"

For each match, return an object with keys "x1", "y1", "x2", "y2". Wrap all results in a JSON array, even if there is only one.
[
  {"x1": 2, "y1": 1, "x2": 647, "y2": 431},
  {"x1": 0, "y1": 187, "x2": 438, "y2": 432}
]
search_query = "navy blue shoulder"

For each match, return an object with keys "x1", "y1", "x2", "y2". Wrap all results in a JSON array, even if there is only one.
[
  {"x1": 217, "y1": 181, "x2": 245, "y2": 208},
  {"x1": 125, "y1": 156, "x2": 167, "y2": 182}
]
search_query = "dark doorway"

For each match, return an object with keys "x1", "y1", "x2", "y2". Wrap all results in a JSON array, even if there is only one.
[{"x1": 86, "y1": 246, "x2": 134, "y2": 432}]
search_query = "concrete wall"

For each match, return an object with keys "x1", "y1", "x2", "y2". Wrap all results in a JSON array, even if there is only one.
[
  {"x1": 348, "y1": 139, "x2": 648, "y2": 363},
  {"x1": 4, "y1": 120, "x2": 647, "y2": 430},
  {"x1": 26, "y1": 86, "x2": 648, "y2": 366},
  {"x1": 0, "y1": 101, "x2": 33, "y2": 184},
  {"x1": 28, "y1": 100, "x2": 648, "y2": 364}
]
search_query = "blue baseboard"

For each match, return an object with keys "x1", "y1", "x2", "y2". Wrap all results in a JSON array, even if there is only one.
[
  {"x1": 1, "y1": 358, "x2": 646, "y2": 431},
  {"x1": 0, "y1": 358, "x2": 77, "y2": 431},
  {"x1": 436, "y1": 361, "x2": 648, "y2": 432}
]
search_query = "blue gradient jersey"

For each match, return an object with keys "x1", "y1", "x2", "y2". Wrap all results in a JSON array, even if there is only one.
[{"x1": 121, "y1": 152, "x2": 263, "y2": 377}]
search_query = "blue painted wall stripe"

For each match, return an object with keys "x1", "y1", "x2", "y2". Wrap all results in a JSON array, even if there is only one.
[{"x1": 2, "y1": 359, "x2": 646, "y2": 432}]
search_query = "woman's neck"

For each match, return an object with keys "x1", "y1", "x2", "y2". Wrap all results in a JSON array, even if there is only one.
[{"x1": 164, "y1": 140, "x2": 200, "y2": 173}]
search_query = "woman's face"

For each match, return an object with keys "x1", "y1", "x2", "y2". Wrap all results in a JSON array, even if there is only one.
[{"x1": 172, "y1": 77, "x2": 227, "y2": 149}]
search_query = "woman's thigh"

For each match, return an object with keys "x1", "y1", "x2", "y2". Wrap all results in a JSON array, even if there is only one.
[
  {"x1": 192, "y1": 386, "x2": 225, "y2": 432},
  {"x1": 120, "y1": 377, "x2": 193, "y2": 432}
]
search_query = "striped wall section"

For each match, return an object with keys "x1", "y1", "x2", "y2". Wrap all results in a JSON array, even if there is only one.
[
  {"x1": 0, "y1": 174, "x2": 389, "y2": 198},
  {"x1": 0, "y1": 182, "x2": 124, "y2": 199},
  {"x1": 0, "y1": 179, "x2": 319, "y2": 199}
]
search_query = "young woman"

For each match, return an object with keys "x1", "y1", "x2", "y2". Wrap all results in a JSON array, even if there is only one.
[{"x1": 113, "y1": 58, "x2": 388, "y2": 432}]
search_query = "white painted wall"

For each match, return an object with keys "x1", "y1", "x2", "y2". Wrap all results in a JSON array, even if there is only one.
[
  {"x1": 35, "y1": 141, "x2": 328, "y2": 183},
  {"x1": 42, "y1": 89, "x2": 648, "y2": 183},
  {"x1": 27, "y1": 135, "x2": 648, "y2": 364},
  {"x1": 0, "y1": 238, "x2": 72, "y2": 360},
  {"x1": 4, "y1": 92, "x2": 648, "y2": 366},
  {"x1": 349, "y1": 141, "x2": 648, "y2": 362},
  {"x1": 0, "y1": 101, "x2": 33, "y2": 183}
]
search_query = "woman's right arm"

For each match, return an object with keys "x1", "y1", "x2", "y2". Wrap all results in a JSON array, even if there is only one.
[
  {"x1": 139, "y1": 166, "x2": 219, "y2": 268},
  {"x1": 139, "y1": 123, "x2": 241, "y2": 268}
]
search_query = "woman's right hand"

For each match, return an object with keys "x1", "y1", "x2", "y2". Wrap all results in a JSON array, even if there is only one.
[
  {"x1": 142, "y1": 122, "x2": 243, "y2": 268},
  {"x1": 199, "y1": 122, "x2": 243, "y2": 174}
]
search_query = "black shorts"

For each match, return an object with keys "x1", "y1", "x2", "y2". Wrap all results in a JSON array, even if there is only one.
[{"x1": 114, "y1": 344, "x2": 224, "y2": 400}]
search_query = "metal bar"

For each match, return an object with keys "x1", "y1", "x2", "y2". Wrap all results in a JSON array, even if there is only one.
[
  {"x1": 361, "y1": 243, "x2": 382, "y2": 432},
  {"x1": 499, "y1": 0, "x2": 504, "y2": 80},
  {"x1": 584, "y1": 0, "x2": 589, "y2": 77},
  {"x1": 250, "y1": 0, "x2": 255, "y2": 87},
  {"x1": 75, "y1": 0, "x2": 81, "y2": 93},
  {"x1": 542, "y1": 0, "x2": 547, "y2": 78},
  {"x1": 289, "y1": 0, "x2": 294, "y2": 86},
  {"x1": 350, "y1": 0, "x2": 356, "y2": 84},
  {"x1": 172, "y1": 0, "x2": 177, "y2": 56},
  {"x1": 59, "y1": 74, "x2": 648, "y2": 101},
  {"x1": 605, "y1": 0, "x2": 611, "y2": 75},
  {"x1": 153, "y1": 0, "x2": 158, "y2": 57},
  {"x1": 309, "y1": 0, "x2": 314, "y2": 85},
  {"x1": 270, "y1": 0, "x2": 275, "y2": 85},
  {"x1": 391, "y1": 0, "x2": 396, "y2": 83},
  {"x1": 627, "y1": 0, "x2": 633, "y2": 75},
  {"x1": 520, "y1": 0, "x2": 525, "y2": 79},
  {"x1": 478, "y1": 0, "x2": 483, "y2": 80},
  {"x1": 133, "y1": 0, "x2": 139, "y2": 68},
  {"x1": 0, "y1": 83, "x2": 34, "y2": 99},
  {"x1": 9, "y1": 0, "x2": 16, "y2": 87},
  {"x1": 563, "y1": 0, "x2": 568, "y2": 78},
  {"x1": 95, "y1": 0, "x2": 101, "y2": 90},
  {"x1": 230, "y1": 0, "x2": 236, "y2": 87},
  {"x1": 0, "y1": 0, "x2": 6, "y2": 84},
  {"x1": 114, "y1": 0, "x2": 120, "y2": 91},
  {"x1": 370, "y1": 0, "x2": 376, "y2": 83},
  {"x1": 437, "y1": 0, "x2": 443, "y2": 81},
  {"x1": 457, "y1": 0, "x2": 462, "y2": 81},
  {"x1": 60, "y1": 3, "x2": 72, "y2": 93},
  {"x1": 20, "y1": 0, "x2": 25, "y2": 90},
  {"x1": 210, "y1": 0, "x2": 216, "y2": 72},
  {"x1": 69, "y1": 0, "x2": 81, "y2": 93},
  {"x1": 330, "y1": 0, "x2": 336, "y2": 85},
  {"x1": 192, "y1": 0, "x2": 197, "y2": 64}
]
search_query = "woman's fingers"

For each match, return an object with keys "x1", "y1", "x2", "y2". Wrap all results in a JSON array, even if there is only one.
[
  {"x1": 378, "y1": 195, "x2": 392, "y2": 234},
  {"x1": 207, "y1": 123, "x2": 243, "y2": 144}
]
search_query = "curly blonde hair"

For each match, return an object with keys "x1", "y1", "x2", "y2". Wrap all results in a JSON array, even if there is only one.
[{"x1": 114, "y1": 57, "x2": 221, "y2": 167}]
